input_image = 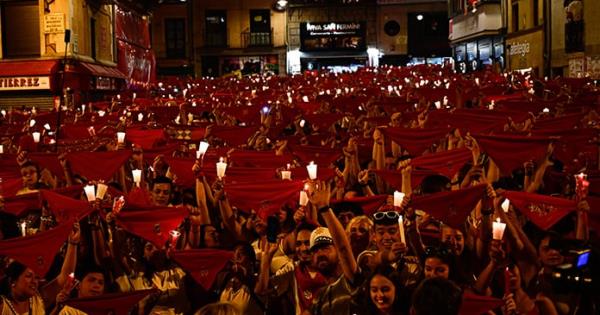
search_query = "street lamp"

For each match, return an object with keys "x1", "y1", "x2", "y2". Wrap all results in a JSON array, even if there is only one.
[{"x1": 277, "y1": 0, "x2": 288, "y2": 6}]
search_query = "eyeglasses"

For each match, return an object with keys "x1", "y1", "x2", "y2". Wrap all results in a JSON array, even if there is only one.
[{"x1": 372, "y1": 211, "x2": 400, "y2": 221}]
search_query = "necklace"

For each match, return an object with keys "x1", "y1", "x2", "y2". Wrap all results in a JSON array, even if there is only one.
[{"x1": 3, "y1": 296, "x2": 32, "y2": 315}]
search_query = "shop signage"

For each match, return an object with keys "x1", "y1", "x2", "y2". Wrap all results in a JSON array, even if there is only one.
[
  {"x1": 44, "y1": 13, "x2": 65, "y2": 33},
  {"x1": 96, "y1": 77, "x2": 113, "y2": 90},
  {"x1": 509, "y1": 42, "x2": 530, "y2": 56},
  {"x1": 0, "y1": 77, "x2": 51, "y2": 91},
  {"x1": 300, "y1": 22, "x2": 366, "y2": 51}
]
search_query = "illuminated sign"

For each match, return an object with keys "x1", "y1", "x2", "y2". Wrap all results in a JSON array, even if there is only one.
[
  {"x1": 300, "y1": 22, "x2": 366, "y2": 51},
  {"x1": 0, "y1": 77, "x2": 51, "y2": 91}
]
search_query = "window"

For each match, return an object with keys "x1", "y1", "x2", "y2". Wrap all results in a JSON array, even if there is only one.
[
  {"x1": 512, "y1": 2, "x2": 519, "y2": 32},
  {"x1": 165, "y1": 18, "x2": 186, "y2": 59},
  {"x1": 248, "y1": 10, "x2": 271, "y2": 46},
  {"x1": 90, "y1": 18, "x2": 96, "y2": 60},
  {"x1": 205, "y1": 10, "x2": 227, "y2": 47},
  {"x1": 533, "y1": 0, "x2": 539, "y2": 26},
  {"x1": 1, "y1": 1, "x2": 40, "y2": 58}
]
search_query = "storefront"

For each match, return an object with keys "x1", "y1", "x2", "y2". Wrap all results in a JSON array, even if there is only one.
[
  {"x1": 453, "y1": 36, "x2": 505, "y2": 73},
  {"x1": 295, "y1": 21, "x2": 369, "y2": 72},
  {"x1": 506, "y1": 28, "x2": 544, "y2": 76}
]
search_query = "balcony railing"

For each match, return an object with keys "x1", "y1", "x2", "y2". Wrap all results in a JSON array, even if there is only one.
[{"x1": 241, "y1": 29, "x2": 273, "y2": 48}]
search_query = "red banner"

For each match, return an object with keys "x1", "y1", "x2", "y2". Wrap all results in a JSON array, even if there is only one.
[
  {"x1": 115, "y1": 7, "x2": 150, "y2": 49},
  {"x1": 117, "y1": 40, "x2": 156, "y2": 85}
]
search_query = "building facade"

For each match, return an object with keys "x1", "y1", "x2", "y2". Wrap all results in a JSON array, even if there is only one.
[
  {"x1": 285, "y1": 0, "x2": 377, "y2": 73},
  {"x1": 0, "y1": 0, "x2": 155, "y2": 108},
  {"x1": 505, "y1": 0, "x2": 545, "y2": 76},
  {"x1": 447, "y1": 0, "x2": 505, "y2": 73},
  {"x1": 378, "y1": 0, "x2": 450, "y2": 67},
  {"x1": 550, "y1": 0, "x2": 600, "y2": 78}
]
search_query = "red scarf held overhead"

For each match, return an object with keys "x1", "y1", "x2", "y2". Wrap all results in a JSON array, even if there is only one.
[
  {"x1": 0, "y1": 220, "x2": 74, "y2": 276},
  {"x1": 473, "y1": 134, "x2": 552, "y2": 175},
  {"x1": 171, "y1": 250, "x2": 233, "y2": 290},
  {"x1": 379, "y1": 127, "x2": 451, "y2": 156},
  {"x1": 209, "y1": 125, "x2": 258, "y2": 147},
  {"x1": 228, "y1": 150, "x2": 293, "y2": 168},
  {"x1": 459, "y1": 292, "x2": 504, "y2": 315},
  {"x1": 0, "y1": 176, "x2": 23, "y2": 198},
  {"x1": 225, "y1": 180, "x2": 305, "y2": 219},
  {"x1": 40, "y1": 189, "x2": 92, "y2": 223},
  {"x1": 288, "y1": 144, "x2": 343, "y2": 166},
  {"x1": 28, "y1": 152, "x2": 64, "y2": 180},
  {"x1": 372, "y1": 168, "x2": 441, "y2": 191},
  {"x1": 502, "y1": 190, "x2": 577, "y2": 230},
  {"x1": 411, "y1": 184, "x2": 487, "y2": 229},
  {"x1": 332, "y1": 195, "x2": 388, "y2": 217},
  {"x1": 65, "y1": 289, "x2": 157, "y2": 315},
  {"x1": 126, "y1": 128, "x2": 166, "y2": 149},
  {"x1": 411, "y1": 148, "x2": 472, "y2": 178},
  {"x1": 66, "y1": 150, "x2": 132, "y2": 181},
  {"x1": 116, "y1": 206, "x2": 187, "y2": 247}
]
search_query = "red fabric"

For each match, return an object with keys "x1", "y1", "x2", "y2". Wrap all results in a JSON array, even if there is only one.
[
  {"x1": 373, "y1": 169, "x2": 440, "y2": 190},
  {"x1": 0, "y1": 176, "x2": 23, "y2": 198},
  {"x1": 163, "y1": 157, "x2": 197, "y2": 188},
  {"x1": 411, "y1": 148, "x2": 472, "y2": 178},
  {"x1": 0, "y1": 192, "x2": 40, "y2": 216},
  {"x1": 124, "y1": 187, "x2": 154, "y2": 210},
  {"x1": 333, "y1": 195, "x2": 388, "y2": 217},
  {"x1": 533, "y1": 113, "x2": 583, "y2": 130},
  {"x1": 229, "y1": 150, "x2": 293, "y2": 168},
  {"x1": 220, "y1": 106, "x2": 261, "y2": 125},
  {"x1": 459, "y1": 292, "x2": 503, "y2": 315},
  {"x1": 171, "y1": 250, "x2": 233, "y2": 290},
  {"x1": 0, "y1": 220, "x2": 74, "y2": 276},
  {"x1": 0, "y1": 154, "x2": 21, "y2": 179},
  {"x1": 40, "y1": 189, "x2": 92, "y2": 223},
  {"x1": 502, "y1": 191, "x2": 577, "y2": 230},
  {"x1": 303, "y1": 113, "x2": 343, "y2": 130},
  {"x1": 411, "y1": 184, "x2": 487, "y2": 228},
  {"x1": 290, "y1": 166, "x2": 336, "y2": 182},
  {"x1": 474, "y1": 134, "x2": 552, "y2": 175},
  {"x1": 65, "y1": 289, "x2": 156, "y2": 315},
  {"x1": 379, "y1": 127, "x2": 450, "y2": 156},
  {"x1": 66, "y1": 150, "x2": 132, "y2": 181},
  {"x1": 126, "y1": 128, "x2": 166, "y2": 149},
  {"x1": 294, "y1": 264, "x2": 328, "y2": 312},
  {"x1": 209, "y1": 126, "x2": 257, "y2": 146},
  {"x1": 142, "y1": 144, "x2": 179, "y2": 163},
  {"x1": 225, "y1": 180, "x2": 305, "y2": 219},
  {"x1": 28, "y1": 153, "x2": 63, "y2": 179},
  {"x1": 584, "y1": 196, "x2": 600, "y2": 233},
  {"x1": 116, "y1": 206, "x2": 187, "y2": 247},
  {"x1": 288, "y1": 144, "x2": 343, "y2": 166}
]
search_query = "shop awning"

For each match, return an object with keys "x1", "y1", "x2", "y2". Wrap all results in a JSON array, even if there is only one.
[
  {"x1": 79, "y1": 62, "x2": 127, "y2": 79},
  {"x1": 0, "y1": 60, "x2": 59, "y2": 76}
]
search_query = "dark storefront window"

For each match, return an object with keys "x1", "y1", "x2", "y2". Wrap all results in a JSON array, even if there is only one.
[
  {"x1": 1, "y1": 1, "x2": 40, "y2": 58},
  {"x1": 455, "y1": 44, "x2": 466, "y2": 62},
  {"x1": 205, "y1": 10, "x2": 227, "y2": 47},
  {"x1": 478, "y1": 38, "x2": 492, "y2": 65},
  {"x1": 165, "y1": 18, "x2": 186, "y2": 59}
]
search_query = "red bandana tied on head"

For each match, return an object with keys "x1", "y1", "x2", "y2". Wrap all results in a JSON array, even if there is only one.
[
  {"x1": 0, "y1": 220, "x2": 74, "y2": 276},
  {"x1": 116, "y1": 206, "x2": 187, "y2": 247},
  {"x1": 65, "y1": 289, "x2": 157, "y2": 315},
  {"x1": 171, "y1": 249, "x2": 233, "y2": 290},
  {"x1": 502, "y1": 190, "x2": 577, "y2": 230},
  {"x1": 411, "y1": 184, "x2": 487, "y2": 229}
]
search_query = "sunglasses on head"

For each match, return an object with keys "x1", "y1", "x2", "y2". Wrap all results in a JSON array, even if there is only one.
[{"x1": 372, "y1": 211, "x2": 400, "y2": 221}]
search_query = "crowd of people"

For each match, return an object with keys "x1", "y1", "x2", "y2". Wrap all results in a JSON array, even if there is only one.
[{"x1": 0, "y1": 65, "x2": 598, "y2": 315}]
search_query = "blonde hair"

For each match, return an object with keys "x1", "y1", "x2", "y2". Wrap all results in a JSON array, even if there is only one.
[
  {"x1": 345, "y1": 215, "x2": 373, "y2": 236},
  {"x1": 195, "y1": 302, "x2": 240, "y2": 315}
]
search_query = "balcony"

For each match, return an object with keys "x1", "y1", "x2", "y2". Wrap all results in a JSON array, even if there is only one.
[
  {"x1": 241, "y1": 29, "x2": 273, "y2": 48},
  {"x1": 205, "y1": 32, "x2": 228, "y2": 48}
]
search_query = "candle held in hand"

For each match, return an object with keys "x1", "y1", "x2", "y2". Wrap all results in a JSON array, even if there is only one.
[{"x1": 492, "y1": 218, "x2": 506, "y2": 240}]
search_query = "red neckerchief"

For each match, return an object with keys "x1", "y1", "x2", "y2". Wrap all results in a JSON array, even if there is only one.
[{"x1": 294, "y1": 264, "x2": 327, "y2": 312}]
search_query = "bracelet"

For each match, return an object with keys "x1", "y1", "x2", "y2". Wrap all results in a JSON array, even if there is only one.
[{"x1": 318, "y1": 206, "x2": 331, "y2": 214}]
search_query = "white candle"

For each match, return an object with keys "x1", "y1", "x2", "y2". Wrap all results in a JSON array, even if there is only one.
[
  {"x1": 132, "y1": 169, "x2": 142, "y2": 186},
  {"x1": 98, "y1": 110, "x2": 106, "y2": 117},
  {"x1": 81, "y1": 104, "x2": 86, "y2": 113},
  {"x1": 44, "y1": 123, "x2": 51, "y2": 131},
  {"x1": 542, "y1": 107, "x2": 550, "y2": 113},
  {"x1": 138, "y1": 113, "x2": 144, "y2": 122},
  {"x1": 20, "y1": 222, "x2": 27, "y2": 236},
  {"x1": 299, "y1": 191, "x2": 309, "y2": 206},
  {"x1": 96, "y1": 183, "x2": 108, "y2": 199},
  {"x1": 170, "y1": 230, "x2": 181, "y2": 243},
  {"x1": 216, "y1": 157, "x2": 227, "y2": 179},
  {"x1": 198, "y1": 141, "x2": 209, "y2": 157},
  {"x1": 501, "y1": 199, "x2": 510, "y2": 213},
  {"x1": 29, "y1": 119, "x2": 36, "y2": 127},
  {"x1": 32, "y1": 132, "x2": 40, "y2": 143},
  {"x1": 398, "y1": 215, "x2": 406, "y2": 244},
  {"x1": 475, "y1": 78, "x2": 480, "y2": 86},
  {"x1": 133, "y1": 92, "x2": 137, "y2": 100},
  {"x1": 302, "y1": 95, "x2": 309, "y2": 103},
  {"x1": 306, "y1": 161, "x2": 317, "y2": 180},
  {"x1": 0, "y1": 145, "x2": 3, "y2": 154},
  {"x1": 493, "y1": 218, "x2": 507, "y2": 240},
  {"x1": 117, "y1": 132, "x2": 126, "y2": 144},
  {"x1": 393, "y1": 191, "x2": 405, "y2": 208},
  {"x1": 434, "y1": 101, "x2": 441, "y2": 109},
  {"x1": 84, "y1": 185, "x2": 96, "y2": 202},
  {"x1": 281, "y1": 170, "x2": 291, "y2": 180}
]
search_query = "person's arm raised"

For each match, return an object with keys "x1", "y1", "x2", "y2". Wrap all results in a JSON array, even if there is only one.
[{"x1": 310, "y1": 181, "x2": 357, "y2": 282}]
